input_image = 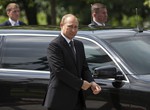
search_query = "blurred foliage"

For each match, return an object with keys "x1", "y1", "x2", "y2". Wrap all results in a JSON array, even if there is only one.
[
  {"x1": 0, "y1": 0, "x2": 150, "y2": 28},
  {"x1": 144, "y1": 0, "x2": 150, "y2": 7},
  {"x1": 37, "y1": 12, "x2": 47, "y2": 25}
]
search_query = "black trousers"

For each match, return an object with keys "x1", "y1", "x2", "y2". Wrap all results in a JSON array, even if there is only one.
[{"x1": 73, "y1": 92, "x2": 85, "y2": 110}]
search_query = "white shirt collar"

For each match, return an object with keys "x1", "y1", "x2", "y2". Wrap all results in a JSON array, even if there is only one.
[
  {"x1": 93, "y1": 20, "x2": 105, "y2": 26},
  {"x1": 61, "y1": 32, "x2": 74, "y2": 44},
  {"x1": 9, "y1": 18, "x2": 19, "y2": 26}
]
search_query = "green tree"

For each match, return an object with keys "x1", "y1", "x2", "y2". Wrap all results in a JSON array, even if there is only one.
[{"x1": 0, "y1": 0, "x2": 149, "y2": 27}]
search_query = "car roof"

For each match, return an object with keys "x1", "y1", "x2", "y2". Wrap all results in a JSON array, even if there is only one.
[
  {"x1": 0, "y1": 25, "x2": 148, "y2": 40},
  {"x1": 89, "y1": 29, "x2": 137, "y2": 40}
]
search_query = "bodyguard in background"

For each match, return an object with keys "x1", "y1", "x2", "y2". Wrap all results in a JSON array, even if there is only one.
[
  {"x1": 43, "y1": 14, "x2": 101, "y2": 110},
  {"x1": 0, "y1": 3, "x2": 26, "y2": 26},
  {"x1": 88, "y1": 3, "x2": 108, "y2": 28}
]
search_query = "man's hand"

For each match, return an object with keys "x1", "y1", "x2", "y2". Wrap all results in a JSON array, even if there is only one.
[
  {"x1": 81, "y1": 80, "x2": 91, "y2": 90},
  {"x1": 91, "y1": 82, "x2": 101, "y2": 94}
]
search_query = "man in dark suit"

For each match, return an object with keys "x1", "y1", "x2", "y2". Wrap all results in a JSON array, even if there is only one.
[
  {"x1": 88, "y1": 3, "x2": 108, "y2": 28},
  {"x1": 43, "y1": 14, "x2": 101, "y2": 110},
  {"x1": 0, "y1": 3, "x2": 26, "y2": 26}
]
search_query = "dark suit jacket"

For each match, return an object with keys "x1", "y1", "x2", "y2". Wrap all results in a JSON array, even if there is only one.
[
  {"x1": 43, "y1": 34, "x2": 94, "y2": 110},
  {"x1": 0, "y1": 20, "x2": 26, "y2": 26}
]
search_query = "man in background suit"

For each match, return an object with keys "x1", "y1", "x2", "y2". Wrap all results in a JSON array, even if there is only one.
[
  {"x1": 43, "y1": 14, "x2": 101, "y2": 110},
  {"x1": 88, "y1": 3, "x2": 108, "y2": 28},
  {"x1": 0, "y1": 3, "x2": 26, "y2": 26}
]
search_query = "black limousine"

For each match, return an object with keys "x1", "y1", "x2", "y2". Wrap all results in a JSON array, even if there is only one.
[{"x1": 0, "y1": 26, "x2": 150, "y2": 110}]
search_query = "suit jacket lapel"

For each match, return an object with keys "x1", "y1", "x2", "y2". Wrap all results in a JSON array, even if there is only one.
[
  {"x1": 59, "y1": 35, "x2": 76, "y2": 63},
  {"x1": 74, "y1": 40, "x2": 81, "y2": 72},
  {"x1": 6, "y1": 21, "x2": 11, "y2": 26},
  {"x1": 60, "y1": 35, "x2": 81, "y2": 76}
]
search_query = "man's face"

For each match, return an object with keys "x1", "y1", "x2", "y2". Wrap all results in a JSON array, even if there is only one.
[
  {"x1": 95, "y1": 8, "x2": 108, "y2": 23},
  {"x1": 60, "y1": 16, "x2": 78, "y2": 40},
  {"x1": 7, "y1": 8, "x2": 20, "y2": 21}
]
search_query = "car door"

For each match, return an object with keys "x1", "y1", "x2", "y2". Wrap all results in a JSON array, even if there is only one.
[
  {"x1": 0, "y1": 33, "x2": 57, "y2": 110},
  {"x1": 0, "y1": 35, "x2": 3, "y2": 66},
  {"x1": 0, "y1": 35, "x2": 5, "y2": 66},
  {"x1": 76, "y1": 35, "x2": 131, "y2": 110}
]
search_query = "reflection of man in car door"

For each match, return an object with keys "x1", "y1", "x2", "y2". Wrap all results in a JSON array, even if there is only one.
[{"x1": 97, "y1": 82, "x2": 124, "y2": 110}]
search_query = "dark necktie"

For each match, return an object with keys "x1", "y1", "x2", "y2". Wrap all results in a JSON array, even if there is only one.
[{"x1": 69, "y1": 41, "x2": 76, "y2": 60}]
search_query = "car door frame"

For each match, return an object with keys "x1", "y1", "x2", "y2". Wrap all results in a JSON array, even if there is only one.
[{"x1": 75, "y1": 34, "x2": 131, "y2": 110}]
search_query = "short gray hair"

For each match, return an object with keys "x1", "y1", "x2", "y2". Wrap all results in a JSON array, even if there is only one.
[
  {"x1": 91, "y1": 3, "x2": 106, "y2": 14},
  {"x1": 6, "y1": 3, "x2": 20, "y2": 12},
  {"x1": 60, "y1": 14, "x2": 79, "y2": 25}
]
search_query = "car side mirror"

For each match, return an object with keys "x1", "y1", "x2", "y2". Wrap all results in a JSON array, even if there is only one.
[{"x1": 93, "y1": 65, "x2": 125, "y2": 80}]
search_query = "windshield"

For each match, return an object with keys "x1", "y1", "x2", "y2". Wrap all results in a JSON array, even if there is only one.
[{"x1": 106, "y1": 36, "x2": 150, "y2": 75}]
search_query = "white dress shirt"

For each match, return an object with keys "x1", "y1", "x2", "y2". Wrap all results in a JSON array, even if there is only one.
[
  {"x1": 94, "y1": 20, "x2": 105, "y2": 26},
  {"x1": 9, "y1": 18, "x2": 19, "y2": 26}
]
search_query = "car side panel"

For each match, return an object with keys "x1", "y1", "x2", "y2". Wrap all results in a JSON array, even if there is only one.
[
  {"x1": 0, "y1": 34, "x2": 57, "y2": 110},
  {"x1": 76, "y1": 36, "x2": 131, "y2": 110}
]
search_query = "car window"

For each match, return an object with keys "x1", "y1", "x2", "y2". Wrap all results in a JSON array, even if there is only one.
[
  {"x1": 76, "y1": 37, "x2": 114, "y2": 74},
  {"x1": 0, "y1": 36, "x2": 2, "y2": 67},
  {"x1": 108, "y1": 36, "x2": 150, "y2": 75},
  {"x1": 2, "y1": 35, "x2": 56, "y2": 71}
]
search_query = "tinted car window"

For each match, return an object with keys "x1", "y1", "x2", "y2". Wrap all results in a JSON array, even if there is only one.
[
  {"x1": 76, "y1": 37, "x2": 114, "y2": 74},
  {"x1": 0, "y1": 36, "x2": 2, "y2": 45},
  {"x1": 108, "y1": 36, "x2": 150, "y2": 75},
  {"x1": 0, "y1": 36, "x2": 2, "y2": 67},
  {"x1": 2, "y1": 35, "x2": 55, "y2": 71}
]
